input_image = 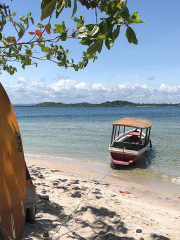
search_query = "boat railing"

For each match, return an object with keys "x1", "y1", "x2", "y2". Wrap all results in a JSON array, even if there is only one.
[{"x1": 112, "y1": 130, "x2": 136, "y2": 145}]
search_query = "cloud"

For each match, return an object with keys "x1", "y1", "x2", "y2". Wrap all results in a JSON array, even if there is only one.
[
  {"x1": 3, "y1": 77, "x2": 180, "y2": 104},
  {"x1": 147, "y1": 76, "x2": 155, "y2": 81},
  {"x1": 16, "y1": 76, "x2": 29, "y2": 85}
]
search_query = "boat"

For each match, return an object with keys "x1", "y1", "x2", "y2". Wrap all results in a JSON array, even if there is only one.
[{"x1": 109, "y1": 117, "x2": 152, "y2": 167}]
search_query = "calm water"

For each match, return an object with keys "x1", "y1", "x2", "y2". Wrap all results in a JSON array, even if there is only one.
[{"x1": 14, "y1": 107, "x2": 180, "y2": 185}]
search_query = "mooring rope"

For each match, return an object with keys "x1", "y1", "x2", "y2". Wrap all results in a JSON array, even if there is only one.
[{"x1": 50, "y1": 156, "x2": 113, "y2": 239}]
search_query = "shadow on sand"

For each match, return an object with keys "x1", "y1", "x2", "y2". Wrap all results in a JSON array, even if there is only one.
[
  {"x1": 24, "y1": 201, "x2": 171, "y2": 240},
  {"x1": 23, "y1": 200, "x2": 68, "y2": 239}
]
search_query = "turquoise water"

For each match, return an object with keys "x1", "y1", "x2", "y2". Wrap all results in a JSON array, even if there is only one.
[{"x1": 14, "y1": 107, "x2": 180, "y2": 184}]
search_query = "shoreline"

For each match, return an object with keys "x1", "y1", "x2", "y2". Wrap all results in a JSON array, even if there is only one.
[
  {"x1": 24, "y1": 158, "x2": 180, "y2": 240},
  {"x1": 25, "y1": 155, "x2": 180, "y2": 192}
]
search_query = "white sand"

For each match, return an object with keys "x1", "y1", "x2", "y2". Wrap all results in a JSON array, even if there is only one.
[{"x1": 23, "y1": 159, "x2": 180, "y2": 240}]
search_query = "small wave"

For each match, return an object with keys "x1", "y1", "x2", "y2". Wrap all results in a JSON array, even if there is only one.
[
  {"x1": 25, "y1": 153, "x2": 80, "y2": 161},
  {"x1": 172, "y1": 177, "x2": 180, "y2": 185},
  {"x1": 25, "y1": 153, "x2": 107, "y2": 164}
]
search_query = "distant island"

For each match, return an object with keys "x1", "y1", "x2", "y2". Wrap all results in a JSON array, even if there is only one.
[{"x1": 14, "y1": 100, "x2": 180, "y2": 107}]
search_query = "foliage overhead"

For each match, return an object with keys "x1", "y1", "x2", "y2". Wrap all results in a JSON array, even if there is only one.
[{"x1": 0, "y1": 0, "x2": 145, "y2": 75}]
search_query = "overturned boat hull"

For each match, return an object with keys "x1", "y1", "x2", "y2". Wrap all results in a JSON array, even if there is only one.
[{"x1": 0, "y1": 83, "x2": 26, "y2": 240}]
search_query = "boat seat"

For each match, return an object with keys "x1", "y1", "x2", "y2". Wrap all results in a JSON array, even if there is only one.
[{"x1": 131, "y1": 135, "x2": 139, "y2": 143}]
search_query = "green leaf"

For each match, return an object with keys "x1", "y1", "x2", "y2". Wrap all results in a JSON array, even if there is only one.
[
  {"x1": 60, "y1": 32, "x2": 67, "y2": 41},
  {"x1": 126, "y1": 26, "x2": 138, "y2": 45},
  {"x1": 132, "y1": 11, "x2": 145, "y2": 23},
  {"x1": 132, "y1": 19, "x2": 146, "y2": 24},
  {"x1": 6, "y1": 36, "x2": 16, "y2": 43},
  {"x1": 37, "y1": 23, "x2": 44, "y2": 28},
  {"x1": 41, "y1": 0, "x2": 56, "y2": 21},
  {"x1": 41, "y1": 46, "x2": 50, "y2": 52},
  {"x1": 20, "y1": 16, "x2": 27, "y2": 21},
  {"x1": 121, "y1": 6, "x2": 132, "y2": 23},
  {"x1": 97, "y1": 41, "x2": 103, "y2": 53},
  {"x1": 46, "y1": 23, "x2": 52, "y2": 29},
  {"x1": 56, "y1": 1, "x2": 64, "y2": 18},
  {"x1": 72, "y1": 0, "x2": 77, "y2": 18},
  {"x1": 74, "y1": 16, "x2": 84, "y2": 28},
  {"x1": 12, "y1": 12, "x2": 17, "y2": 17},
  {"x1": 102, "y1": 18, "x2": 108, "y2": 33},
  {"x1": 30, "y1": 17, "x2": 34, "y2": 25},
  {"x1": 26, "y1": 49, "x2": 32, "y2": 55},
  {"x1": 27, "y1": 12, "x2": 32, "y2": 17},
  {"x1": 112, "y1": 26, "x2": 120, "y2": 41},
  {"x1": 57, "y1": 62, "x2": 64, "y2": 66},
  {"x1": 79, "y1": 38, "x2": 93, "y2": 46},
  {"x1": 78, "y1": 33, "x2": 88, "y2": 38},
  {"x1": 117, "y1": 0, "x2": 125, "y2": 7},
  {"x1": 132, "y1": 11, "x2": 140, "y2": 20},
  {"x1": 77, "y1": 26, "x2": 87, "y2": 38},
  {"x1": 87, "y1": 41, "x2": 102, "y2": 55},
  {"x1": 88, "y1": 25, "x2": 99, "y2": 37},
  {"x1": 54, "y1": 24, "x2": 64, "y2": 33},
  {"x1": 97, "y1": 34, "x2": 106, "y2": 40},
  {"x1": 105, "y1": 38, "x2": 113, "y2": 50},
  {"x1": 106, "y1": 2, "x2": 117, "y2": 14},
  {"x1": 18, "y1": 29, "x2": 25, "y2": 39},
  {"x1": 63, "y1": 0, "x2": 71, "y2": 8},
  {"x1": 77, "y1": 26, "x2": 86, "y2": 33}
]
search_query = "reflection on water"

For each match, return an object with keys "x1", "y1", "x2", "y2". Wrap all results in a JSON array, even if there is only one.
[{"x1": 137, "y1": 148, "x2": 156, "y2": 168}]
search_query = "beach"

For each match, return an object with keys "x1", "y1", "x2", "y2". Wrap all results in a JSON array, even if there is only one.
[{"x1": 24, "y1": 159, "x2": 180, "y2": 240}]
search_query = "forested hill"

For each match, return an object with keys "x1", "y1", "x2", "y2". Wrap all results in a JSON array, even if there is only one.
[
  {"x1": 25, "y1": 101, "x2": 180, "y2": 107},
  {"x1": 34, "y1": 101, "x2": 136, "y2": 107}
]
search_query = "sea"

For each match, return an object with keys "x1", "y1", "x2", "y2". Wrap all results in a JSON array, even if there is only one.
[{"x1": 14, "y1": 106, "x2": 180, "y2": 189}]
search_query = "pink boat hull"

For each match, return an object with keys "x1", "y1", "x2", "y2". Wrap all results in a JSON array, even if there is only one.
[{"x1": 111, "y1": 152, "x2": 144, "y2": 165}]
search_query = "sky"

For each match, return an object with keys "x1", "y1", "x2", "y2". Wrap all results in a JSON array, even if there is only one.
[{"x1": 1, "y1": 0, "x2": 180, "y2": 104}]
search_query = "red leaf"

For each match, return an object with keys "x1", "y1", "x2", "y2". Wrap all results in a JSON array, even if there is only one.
[
  {"x1": 29, "y1": 32, "x2": 35, "y2": 35},
  {"x1": 35, "y1": 30, "x2": 42, "y2": 37},
  {"x1": 9, "y1": 19, "x2": 15, "y2": 24},
  {"x1": 72, "y1": 28, "x2": 75, "y2": 32},
  {"x1": 45, "y1": 26, "x2": 51, "y2": 34}
]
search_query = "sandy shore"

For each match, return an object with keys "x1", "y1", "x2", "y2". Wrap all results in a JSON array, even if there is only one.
[{"x1": 24, "y1": 159, "x2": 180, "y2": 240}]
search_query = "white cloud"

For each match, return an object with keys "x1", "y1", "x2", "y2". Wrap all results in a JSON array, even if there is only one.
[
  {"x1": 74, "y1": 82, "x2": 87, "y2": 90},
  {"x1": 17, "y1": 76, "x2": 28, "y2": 83},
  {"x1": 3, "y1": 77, "x2": 180, "y2": 104},
  {"x1": 159, "y1": 83, "x2": 179, "y2": 92}
]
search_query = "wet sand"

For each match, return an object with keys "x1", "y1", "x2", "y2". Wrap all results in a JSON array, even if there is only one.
[{"x1": 24, "y1": 159, "x2": 180, "y2": 240}]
